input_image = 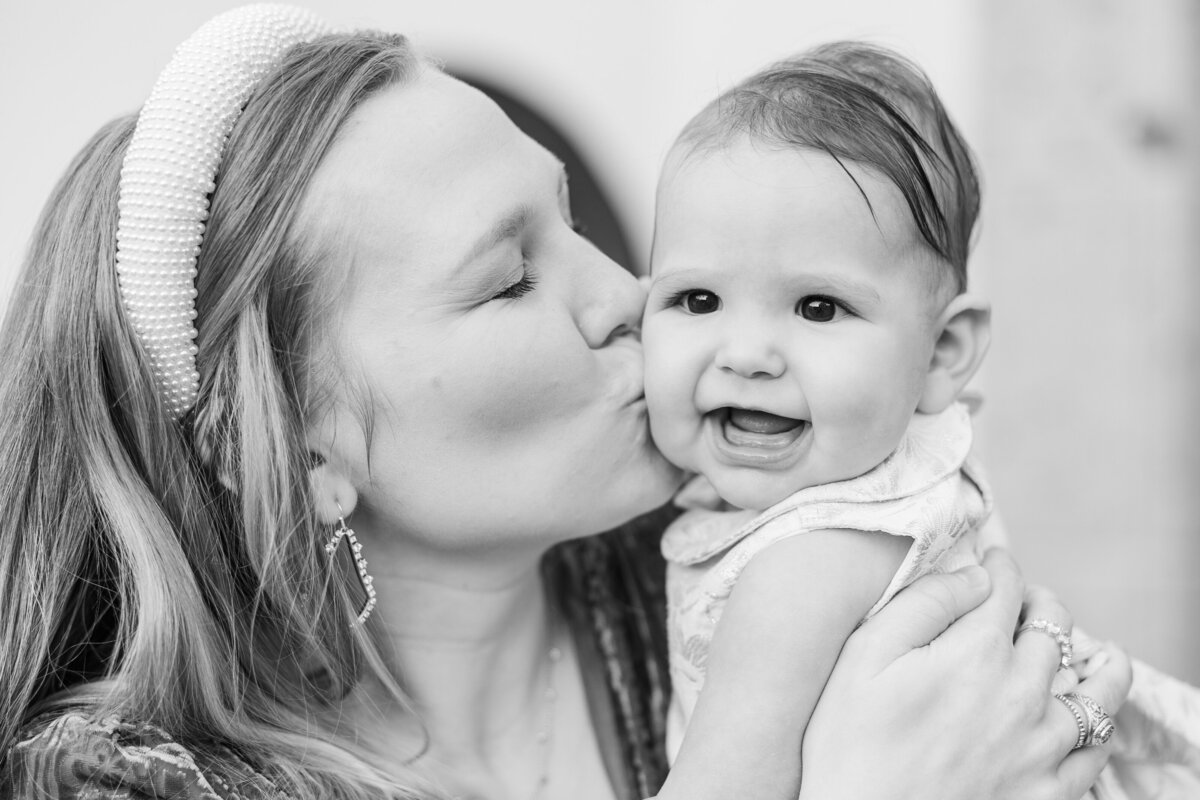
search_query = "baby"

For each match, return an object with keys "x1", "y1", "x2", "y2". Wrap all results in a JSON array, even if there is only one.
[
  {"x1": 642, "y1": 41, "x2": 1200, "y2": 800},
  {"x1": 642, "y1": 42, "x2": 995, "y2": 798}
]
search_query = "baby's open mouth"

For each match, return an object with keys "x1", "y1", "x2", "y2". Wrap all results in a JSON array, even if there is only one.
[
  {"x1": 707, "y1": 407, "x2": 809, "y2": 466},
  {"x1": 715, "y1": 407, "x2": 808, "y2": 450}
]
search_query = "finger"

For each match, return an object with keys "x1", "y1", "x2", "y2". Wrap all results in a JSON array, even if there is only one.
[
  {"x1": 1050, "y1": 666, "x2": 1079, "y2": 695},
  {"x1": 1072, "y1": 641, "x2": 1133, "y2": 716},
  {"x1": 1020, "y1": 584, "x2": 1074, "y2": 637},
  {"x1": 1057, "y1": 742, "x2": 1114, "y2": 799},
  {"x1": 849, "y1": 565, "x2": 990, "y2": 664},
  {"x1": 943, "y1": 548, "x2": 1023, "y2": 641},
  {"x1": 1014, "y1": 584, "x2": 1075, "y2": 678},
  {"x1": 1050, "y1": 644, "x2": 1132, "y2": 793},
  {"x1": 1047, "y1": 691, "x2": 1090, "y2": 759},
  {"x1": 1070, "y1": 628, "x2": 1109, "y2": 674}
]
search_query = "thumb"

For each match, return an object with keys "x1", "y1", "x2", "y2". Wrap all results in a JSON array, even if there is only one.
[{"x1": 850, "y1": 566, "x2": 991, "y2": 665}]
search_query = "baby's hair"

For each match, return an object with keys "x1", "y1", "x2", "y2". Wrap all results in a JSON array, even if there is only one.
[{"x1": 675, "y1": 41, "x2": 979, "y2": 292}]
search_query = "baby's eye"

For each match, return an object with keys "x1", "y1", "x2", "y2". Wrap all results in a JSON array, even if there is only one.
[
  {"x1": 796, "y1": 295, "x2": 845, "y2": 322},
  {"x1": 681, "y1": 290, "x2": 721, "y2": 315}
]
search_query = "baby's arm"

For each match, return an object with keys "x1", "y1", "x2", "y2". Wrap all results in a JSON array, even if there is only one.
[{"x1": 657, "y1": 529, "x2": 910, "y2": 800}]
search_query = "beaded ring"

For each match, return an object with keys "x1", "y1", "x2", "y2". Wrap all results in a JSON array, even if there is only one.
[
  {"x1": 1017, "y1": 617, "x2": 1074, "y2": 670},
  {"x1": 115, "y1": 4, "x2": 332, "y2": 418}
]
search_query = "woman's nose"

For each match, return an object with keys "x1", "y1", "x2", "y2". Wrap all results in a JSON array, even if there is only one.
[
  {"x1": 573, "y1": 247, "x2": 645, "y2": 349},
  {"x1": 714, "y1": 331, "x2": 787, "y2": 379}
]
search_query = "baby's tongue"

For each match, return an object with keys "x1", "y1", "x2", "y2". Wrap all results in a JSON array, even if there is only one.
[{"x1": 727, "y1": 408, "x2": 801, "y2": 435}]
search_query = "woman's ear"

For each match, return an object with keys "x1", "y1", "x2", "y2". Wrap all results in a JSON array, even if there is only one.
[
  {"x1": 305, "y1": 404, "x2": 364, "y2": 525},
  {"x1": 309, "y1": 456, "x2": 358, "y2": 526},
  {"x1": 917, "y1": 293, "x2": 992, "y2": 414}
]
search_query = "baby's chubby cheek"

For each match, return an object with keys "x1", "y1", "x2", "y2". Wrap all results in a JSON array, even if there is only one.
[
  {"x1": 644, "y1": 393, "x2": 688, "y2": 469},
  {"x1": 641, "y1": 351, "x2": 701, "y2": 474}
]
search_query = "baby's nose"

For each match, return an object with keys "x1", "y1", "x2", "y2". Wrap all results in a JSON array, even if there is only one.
[{"x1": 714, "y1": 337, "x2": 786, "y2": 379}]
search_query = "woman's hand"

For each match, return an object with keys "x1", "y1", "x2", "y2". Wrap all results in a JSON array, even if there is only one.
[{"x1": 798, "y1": 549, "x2": 1132, "y2": 800}]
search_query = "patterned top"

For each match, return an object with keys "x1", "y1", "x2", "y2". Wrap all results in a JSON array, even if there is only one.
[
  {"x1": 662, "y1": 404, "x2": 991, "y2": 759},
  {"x1": 4, "y1": 714, "x2": 274, "y2": 800},
  {"x1": 1, "y1": 521, "x2": 676, "y2": 800}
]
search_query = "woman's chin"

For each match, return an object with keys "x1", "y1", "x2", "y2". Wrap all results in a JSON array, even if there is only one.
[{"x1": 587, "y1": 454, "x2": 685, "y2": 535}]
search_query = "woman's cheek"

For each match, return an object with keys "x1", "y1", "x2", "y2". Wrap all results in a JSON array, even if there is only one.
[{"x1": 428, "y1": 326, "x2": 599, "y2": 437}]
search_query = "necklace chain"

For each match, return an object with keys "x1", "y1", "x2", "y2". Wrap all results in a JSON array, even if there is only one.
[{"x1": 527, "y1": 632, "x2": 562, "y2": 800}]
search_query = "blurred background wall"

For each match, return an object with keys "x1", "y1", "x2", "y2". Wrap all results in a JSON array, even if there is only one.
[{"x1": 2, "y1": 1, "x2": 1197, "y2": 681}]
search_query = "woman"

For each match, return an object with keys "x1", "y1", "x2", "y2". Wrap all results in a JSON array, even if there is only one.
[{"x1": 0, "y1": 7, "x2": 1128, "y2": 799}]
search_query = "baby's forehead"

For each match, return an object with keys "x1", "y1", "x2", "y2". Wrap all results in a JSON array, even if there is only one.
[
  {"x1": 652, "y1": 143, "x2": 956, "y2": 304},
  {"x1": 654, "y1": 139, "x2": 926, "y2": 251},
  {"x1": 658, "y1": 138, "x2": 906, "y2": 219}
]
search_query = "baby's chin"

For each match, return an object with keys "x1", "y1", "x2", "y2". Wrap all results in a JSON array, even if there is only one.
[
  {"x1": 706, "y1": 470, "x2": 813, "y2": 513},
  {"x1": 663, "y1": 448, "x2": 821, "y2": 511},
  {"x1": 707, "y1": 450, "x2": 897, "y2": 511}
]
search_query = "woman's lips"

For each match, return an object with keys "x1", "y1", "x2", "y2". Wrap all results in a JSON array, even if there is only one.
[{"x1": 708, "y1": 407, "x2": 809, "y2": 466}]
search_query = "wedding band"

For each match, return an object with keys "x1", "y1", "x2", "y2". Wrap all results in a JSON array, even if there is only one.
[
  {"x1": 1018, "y1": 618, "x2": 1074, "y2": 669},
  {"x1": 1054, "y1": 693, "x2": 1088, "y2": 750},
  {"x1": 1066, "y1": 691, "x2": 1115, "y2": 747}
]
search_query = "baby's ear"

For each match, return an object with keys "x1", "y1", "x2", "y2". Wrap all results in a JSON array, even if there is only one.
[{"x1": 917, "y1": 293, "x2": 992, "y2": 414}]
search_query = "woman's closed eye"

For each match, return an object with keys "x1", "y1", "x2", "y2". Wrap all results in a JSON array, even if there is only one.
[
  {"x1": 796, "y1": 294, "x2": 851, "y2": 322},
  {"x1": 666, "y1": 289, "x2": 721, "y2": 315},
  {"x1": 492, "y1": 264, "x2": 539, "y2": 300}
]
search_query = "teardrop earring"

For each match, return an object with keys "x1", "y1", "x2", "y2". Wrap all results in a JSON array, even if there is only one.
[{"x1": 325, "y1": 502, "x2": 377, "y2": 625}]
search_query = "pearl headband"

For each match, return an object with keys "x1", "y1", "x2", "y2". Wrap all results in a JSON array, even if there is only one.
[{"x1": 115, "y1": 4, "x2": 332, "y2": 418}]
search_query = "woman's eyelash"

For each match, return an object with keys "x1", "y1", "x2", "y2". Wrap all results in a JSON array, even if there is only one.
[
  {"x1": 493, "y1": 268, "x2": 539, "y2": 300},
  {"x1": 657, "y1": 291, "x2": 700, "y2": 309},
  {"x1": 660, "y1": 289, "x2": 693, "y2": 311}
]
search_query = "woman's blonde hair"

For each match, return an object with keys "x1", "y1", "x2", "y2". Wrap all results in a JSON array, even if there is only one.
[{"x1": 0, "y1": 32, "x2": 431, "y2": 798}]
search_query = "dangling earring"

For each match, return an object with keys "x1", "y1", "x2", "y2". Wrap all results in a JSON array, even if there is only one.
[{"x1": 325, "y1": 502, "x2": 377, "y2": 625}]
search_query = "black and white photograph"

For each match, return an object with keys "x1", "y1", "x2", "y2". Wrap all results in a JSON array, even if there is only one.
[{"x1": 1, "y1": 1, "x2": 1197, "y2": 797}]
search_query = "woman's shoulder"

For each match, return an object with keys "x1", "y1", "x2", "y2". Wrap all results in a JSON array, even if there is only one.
[{"x1": 3, "y1": 710, "x2": 282, "y2": 800}]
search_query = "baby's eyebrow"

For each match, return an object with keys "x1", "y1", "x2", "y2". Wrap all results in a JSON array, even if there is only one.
[{"x1": 802, "y1": 274, "x2": 882, "y2": 303}]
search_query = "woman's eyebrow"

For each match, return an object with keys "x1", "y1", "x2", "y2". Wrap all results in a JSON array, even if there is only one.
[
  {"x1": 452, "y1": 153, "x2": 565, "y2": 276},
  {"x1": 454, "y1": 204, "x2": 533, "y2": 275}
]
